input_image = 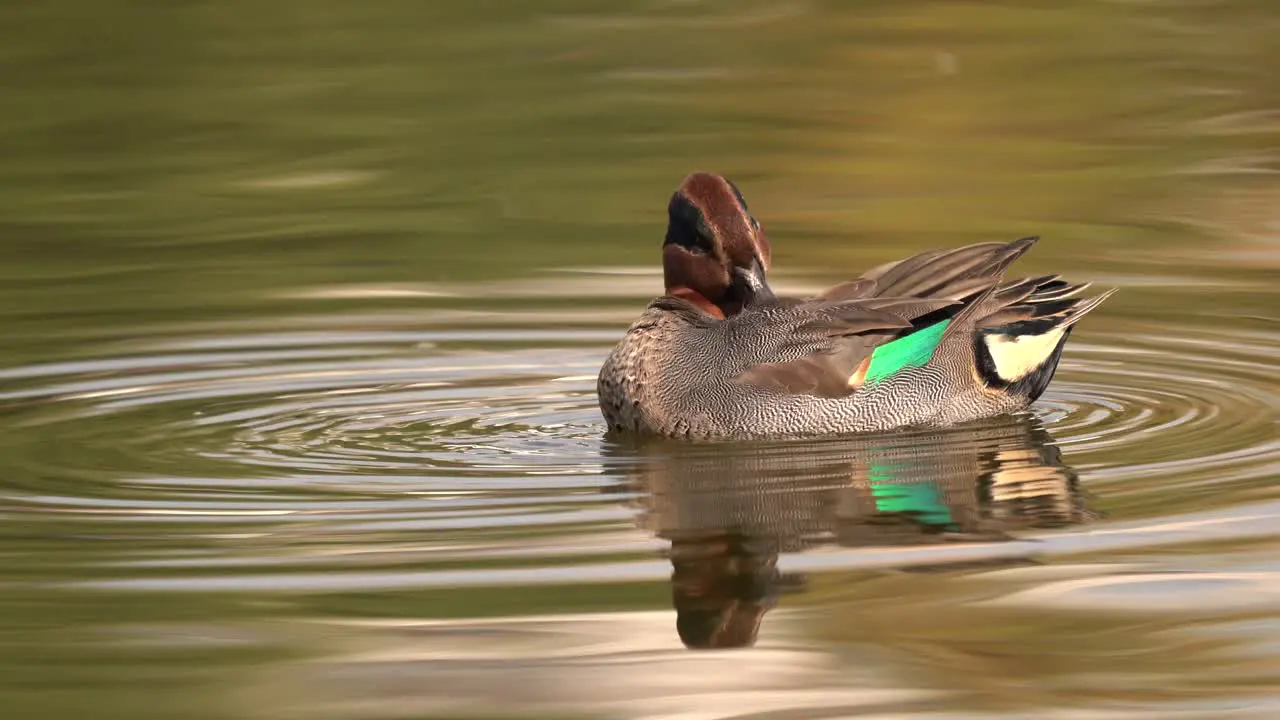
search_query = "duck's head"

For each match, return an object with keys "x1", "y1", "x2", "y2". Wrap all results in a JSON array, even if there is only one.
[{"x1": 663, "y1": 172, "x2": 775, "y2": 318}]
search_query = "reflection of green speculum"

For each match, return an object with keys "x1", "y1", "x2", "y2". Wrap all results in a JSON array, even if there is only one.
[{"x1": 868, "y1": 464, "x2": 957, "y2": 527}]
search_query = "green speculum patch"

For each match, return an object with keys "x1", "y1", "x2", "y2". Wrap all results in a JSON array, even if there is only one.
[{"x1": 864, "y1": 319, "x2": 952, "y2": 384}]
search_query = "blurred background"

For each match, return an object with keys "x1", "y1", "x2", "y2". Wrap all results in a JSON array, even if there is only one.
[{"x1": 0, "y1": 1, "x2": 1277, "y2": 718}]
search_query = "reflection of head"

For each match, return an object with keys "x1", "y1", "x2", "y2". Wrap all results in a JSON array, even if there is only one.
[{"x1": 670, "y1": 534, "x2": 779, "y2": 649}]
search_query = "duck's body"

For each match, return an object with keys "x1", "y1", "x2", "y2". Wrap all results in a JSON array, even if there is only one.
[{"x1": 598, "y1": 174, "x2": 1112, "y2": 440}]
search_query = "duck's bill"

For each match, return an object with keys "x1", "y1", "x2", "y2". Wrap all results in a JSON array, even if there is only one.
[{"x1": 731, "y1": 259, "x2": 776, "y2": 307}]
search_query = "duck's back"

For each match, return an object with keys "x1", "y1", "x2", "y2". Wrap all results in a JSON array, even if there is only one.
[
  {"x1": 598, "y1": 297, "x2": 1014, "y2": 438},
  {"x1": 599, "y1": 300, "x2": 828, "y2": 438}
]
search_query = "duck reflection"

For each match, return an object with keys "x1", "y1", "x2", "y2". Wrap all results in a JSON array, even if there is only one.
[{"x1": 608, "y1": 415, "x2": 1096, "y2": 649}]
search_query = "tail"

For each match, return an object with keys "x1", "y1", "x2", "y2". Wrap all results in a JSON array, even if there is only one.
[{"x1": 971, "y1": 279, "x2": 1116, "y2": 402}]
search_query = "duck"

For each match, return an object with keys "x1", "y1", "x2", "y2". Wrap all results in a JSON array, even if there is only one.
[{"x1": 597, "y1": 172, "x2": 1114, "y2": 439}]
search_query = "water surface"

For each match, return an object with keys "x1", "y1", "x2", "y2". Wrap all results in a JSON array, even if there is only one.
[{"x1": 1, "y1": 1, "x2": 1278, "y2": 718}]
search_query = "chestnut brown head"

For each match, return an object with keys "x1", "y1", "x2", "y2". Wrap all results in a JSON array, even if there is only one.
[{"x1": 663, "y1": 173, "x2": 775, "y2": 318}]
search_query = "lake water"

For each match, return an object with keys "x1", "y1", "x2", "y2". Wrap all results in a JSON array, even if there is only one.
[{"x1": 1, "y1": 2, "x2": 1277, "y2": 718}]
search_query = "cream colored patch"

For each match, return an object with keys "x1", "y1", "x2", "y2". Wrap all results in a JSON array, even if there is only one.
[
  {"x1": 983, "y1": 328, "x2": 1067, "y2": 382},
  {"x1": 846, "y1": 356, "x2": 872, "y2": 389}
]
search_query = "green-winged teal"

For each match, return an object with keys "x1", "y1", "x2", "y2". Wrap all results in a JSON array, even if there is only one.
[{"x1": 598, "y1": 172, "x2": 1114, "y2": 439}]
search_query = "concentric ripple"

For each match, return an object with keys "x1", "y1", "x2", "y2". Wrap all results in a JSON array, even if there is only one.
[
  {"x1": 1036, "y1": 327, "x2": 1278, "y2": 504},
  {"x1": 0, "y1": 277, "x2": 1277, "y2": 588}
]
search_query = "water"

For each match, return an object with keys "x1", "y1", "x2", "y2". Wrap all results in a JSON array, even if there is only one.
[{"x1": 1, "y1": 1, "x2": 1278, "y2": 718}]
